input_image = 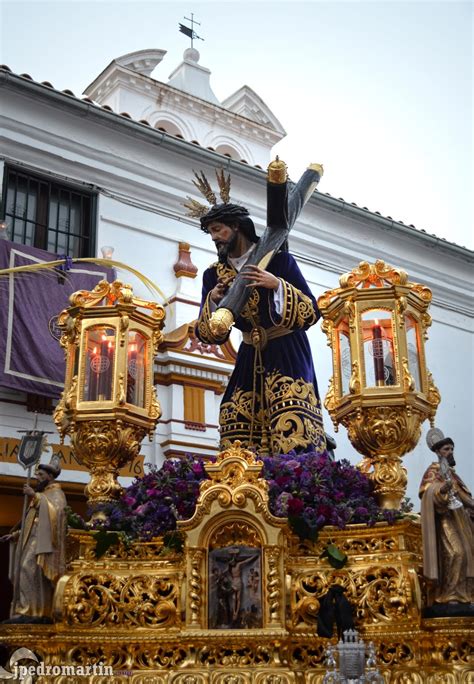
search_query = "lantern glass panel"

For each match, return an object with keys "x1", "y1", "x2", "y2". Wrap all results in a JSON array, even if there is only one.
[
  {"x1": 361, "y1": 309, "x2": 396, "y2": 387},
  {"x1": 127, "y1": 331, "x2": 147, "y2": 407},
  {"x1": 337, "y1": 318, "x2": 351, "y2": 396},
  {"x1": 405, "y1": 314, "x2": 422, "y2": 391},
  {"x1": 83, "y1": 326, "x2": 116, "y2": 401}
]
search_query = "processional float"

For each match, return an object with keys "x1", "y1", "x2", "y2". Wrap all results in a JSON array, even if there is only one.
[{"x1": 0, "y1": 161, "x2": 471, "y2": 683}]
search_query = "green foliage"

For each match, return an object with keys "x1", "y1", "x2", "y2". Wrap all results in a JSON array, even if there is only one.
[
  {"x1": 93, "y1": 530, "x2": 130, "y2": 559},
  {"x1": 65, "y1": 506, "x2": 87, "y2": 530},
  {"x1": 321, "y1": 543, "x2": 348, "y2": 569}
]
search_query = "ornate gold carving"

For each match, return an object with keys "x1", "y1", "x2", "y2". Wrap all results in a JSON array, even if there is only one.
[
  {"x1": 339, "y1": 260, "x2": 408, "y2": 289},
  {"x1": 411, "y1": 283, "x2": 433, "y2": 303},
  {"x1": 320, "y1": 318, "x2": 333, "y2": 347},
  {"x1": 344, "y1": 406, "x2": 420, "y2": 508},
  {"x1": 343, "y1": 298, "x2": 356, "y2": 333},
  {"x1": 24, "y1": 251, "x2": 456, "y2": 681},
  {"x1": 402, "y1": 356, "x2": 415, "y2": 392},
  {"x1": 209, "y1": 308, "x2": 235, "y2": 339},
  {"x1": 290, "y1": 595, "x2": 320, "y2": 629},
  {"x1": 53, "y1": 280, "x2": 165, "y2": 515},
  {"x1": 267, "y1": 157, "x2": 288, "y2": 185},
  {"x1": 62, "y1": 573, "x2": 179, "y2": 628},
  {"x1": 189, "y1": 549, "x2": 204, "y2": 626},
  {"x1": 318, "y1": 260, "x2": 438, "y2": 509},
  {"x1": 70, "y1": 421, "x2": 147, "y2": 506},
  {"x1": 58, "y1": 311, "x2": 81, "y2": 350},
  {"x1": 397, "y1": 295, "x2": 407, "y2": 325},
  {"x1": 349, "y1": 360, "x2": 361, "y2": 394},
  {"x1": 3, "y1": 451, "x2": 469, "y2": 682},
  {"x1": 290, "y1": 564, "x2": 414, "y2": 632},
  {"x1": 420, "y1": 311, "x2": 432, "y2": 340},
  {"x1": 69, "y1": 278, "x2": 111, "y2": 307},
  {"x1": 427, "y1": 371, "x2": 441, "y2": 421},
  {"x1": 345, "y1": 406, "x2": 423, "y2": 458},
  {"x1": 116, "y1": 372, "x2": 126, "y2": 405},
  {"x1": 210, "y1": 522, "x2": 261, "y2": 549},
  {"x1": 266, "y1": 547, "x2": 282, "y2": 624},
  {"x1": 67, "y1": 279, "x2": 166, "y2": 321},
  {"x1": 324, "y1": 377, "x2": 337, "y2": 414},
  {"x1": 362, "y1": 451, "x2": 410, "y2": 509},
  {"x1": 149, "y1": 386, "x2": 161, "y2": 421}
]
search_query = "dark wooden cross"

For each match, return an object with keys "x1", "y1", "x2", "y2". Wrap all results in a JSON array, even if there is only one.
[{"x1": 209, "y1": 161, "x2": 323, "y2": 337}]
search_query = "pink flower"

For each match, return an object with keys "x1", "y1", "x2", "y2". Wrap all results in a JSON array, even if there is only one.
[{"x1": 288, "y1": 497, "x2": 304, "y2": 515}]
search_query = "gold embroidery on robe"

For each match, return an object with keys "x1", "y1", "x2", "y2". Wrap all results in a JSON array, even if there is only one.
[
  {"x1": 219, "y1": 373, "x2": 325, "y2": 454},
  {"x1": 278, "y1": 279, "x2": 319, "y2": 329}
]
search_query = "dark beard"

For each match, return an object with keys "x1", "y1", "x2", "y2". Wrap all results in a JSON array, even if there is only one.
[
  {"x1": 35, "y1": 479, "x2": 50, "y2": 492},
  {"x1": 217, "y1": 232, "x2": 238, "y2": 263}
]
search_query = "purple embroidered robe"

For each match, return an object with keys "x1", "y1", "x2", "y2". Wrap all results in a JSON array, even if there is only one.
[{"x1": 196, "y1": 251, "x2": 326, "y2": 454}]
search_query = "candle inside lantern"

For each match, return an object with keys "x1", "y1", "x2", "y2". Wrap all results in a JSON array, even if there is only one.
[
  {"x1": 96, "y1": 333, "x2": 114, "y2": 400},
  {"x1": 88, "y1": 344, "x2": 98, "y2": 400},
  {"x1": 127, "y1": 342, "x2": 137, "y2": 404},
  {"x1": 372, "y1": 320, "x2": 385, "y2": 386}
]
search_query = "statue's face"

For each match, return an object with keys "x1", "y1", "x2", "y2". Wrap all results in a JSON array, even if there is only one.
[
  {"x1": 207, "y1": 221, "x2": 238, "y2": 260},
  {"x1": 35, "y1": 468, "x2": 54, "y2": 490},
  {"x1": 438, "y1": 443, "x2": 455, "y2": 467}
]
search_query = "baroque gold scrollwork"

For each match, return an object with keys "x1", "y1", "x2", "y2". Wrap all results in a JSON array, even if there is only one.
[
  {"x1": 209, "y1": 522, "x2": 261, "y2": 549},
  {"x1": 63, "y1": 573, "x2": 179, "y2": 628},
  {"x1": 339, "y1": 260, "x2": 408, "y2": 289},
  {"x1": 70, "y1": 421, "x2": 147, "y2": 505}
]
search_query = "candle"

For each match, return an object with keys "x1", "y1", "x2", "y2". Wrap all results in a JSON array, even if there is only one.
[
  {"x1": 89, "y1": 344, "x2": 98, "y2": 400},
  {"x1": 372, "y1": 321, "x2": 385, "y2": 386},
  {"x1": 97, "y1": 333, "x2": 113, "y2": 400},
  {"x1": 127, "y1": 342, "x2": 137, "y2": 403}
]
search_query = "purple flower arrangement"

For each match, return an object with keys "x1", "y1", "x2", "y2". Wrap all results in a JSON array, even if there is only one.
[
  {"x1": 71, "y1": 451, "x2": 410, "y2": 546},
  {"x1": 86, "y1": 455, "x2": 208, "y2": 541},
  {"x1": 262, "y1": 451, "x2": 403, "y2": 541}
]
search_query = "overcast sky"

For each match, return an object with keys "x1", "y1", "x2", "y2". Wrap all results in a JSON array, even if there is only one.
[{"x1": 1, "y1": 0, "x2": 472, "y2": 249}]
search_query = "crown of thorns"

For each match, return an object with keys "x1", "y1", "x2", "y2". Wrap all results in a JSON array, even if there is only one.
[{"x1": 183, "y1": 169, "x2": 232, "y2": 218}]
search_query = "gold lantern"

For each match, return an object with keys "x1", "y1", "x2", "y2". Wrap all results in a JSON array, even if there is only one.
[
  {"x1": 53, "y1": 280, "x2": 165, "y2": 513},
  {"x1": 318, "y1": 260, "x2": 440, "y2": 509}
]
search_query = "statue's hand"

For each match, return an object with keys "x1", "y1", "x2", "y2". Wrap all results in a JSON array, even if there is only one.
[
  {"x1": 241, "y1": 265, "x2": 279, "y2": 291},
  {"x1": 210, "y1": 277, "x2": 231, "y2": 304},
  {"x1": 0, "y1": 532, "x2": 18, "y2": 543},
  {"x1": 440, "y1": 482, "x2": 452, "y2": 495}
]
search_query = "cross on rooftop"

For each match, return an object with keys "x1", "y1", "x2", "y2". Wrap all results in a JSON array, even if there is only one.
[{"x1": 179, "y1": 13, "x2": 204, "y2": 49}]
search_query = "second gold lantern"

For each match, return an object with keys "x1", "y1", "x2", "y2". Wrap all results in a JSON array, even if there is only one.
[{"x1": 318, "y1": 260, "x2": 440, "y2": 508}]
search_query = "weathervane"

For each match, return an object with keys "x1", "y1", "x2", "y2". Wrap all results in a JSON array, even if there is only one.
[{"x1": 179, "y1": 13, "x2": 204, "y2": 49}]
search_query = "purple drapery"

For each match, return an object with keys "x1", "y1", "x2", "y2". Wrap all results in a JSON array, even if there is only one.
[{"x1": 0, "y1": 240, "x2": 112, "y2": 398}]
